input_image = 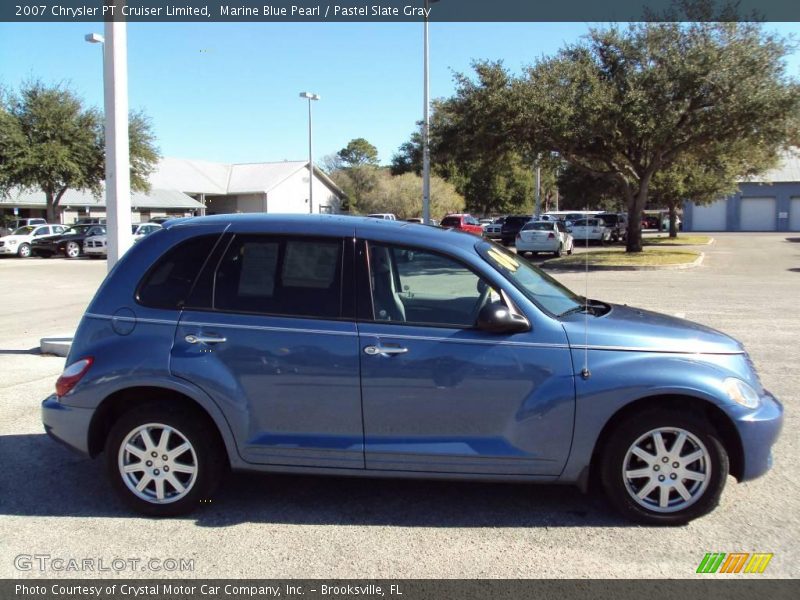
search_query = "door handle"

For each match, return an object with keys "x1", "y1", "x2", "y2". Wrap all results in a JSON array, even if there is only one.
[
  {"x1": 185, "y1": 334, "x2": 227, "y2": 345},
  {"x1": 364, "y1": 345, "x2": 408, "y2": 356}
]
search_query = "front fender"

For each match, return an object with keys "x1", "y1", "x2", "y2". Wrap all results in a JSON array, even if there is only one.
[{"x1": 559, "y1": 349, "x2": 750, "y2": 483}]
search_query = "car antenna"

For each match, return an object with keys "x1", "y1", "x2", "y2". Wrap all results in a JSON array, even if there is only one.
[{"x1": 582, "y1": 209, "x2": 591, "y2": 380}]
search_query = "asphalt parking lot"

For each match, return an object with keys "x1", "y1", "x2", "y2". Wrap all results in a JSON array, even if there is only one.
[{"x1": 0, "y1": 233, "x2": 797, "y2": 579}]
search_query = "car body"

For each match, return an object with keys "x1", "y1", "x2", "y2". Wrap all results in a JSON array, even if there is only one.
[
  {"x1": 483, "y1": 217, "x2": 506, "y2": 240},
  {"x1": 596, "y1": 213, "x2": 628, "y2": 242},
  {"x1": 31, "y1": 224, "x2": 106, "y2": 258},
  {"x1": 570, "y1": 218, "x2": 611, "y2": 243},
  {"x1": 84, "y1": 223, "x2": 163, "y2": 258},
  {"x1": 1, "y1": 218, "x2": 48, "y2": 237},
  {"x1": 440, "y1": 213, "x2": 484, "y2": 235},
  {"x1": 42, "y1": 215, "x2": 782, "y2": 524},
  {"x1": 515, "y1": 221, "x2": 574, "y2": 257},
  {"x1": 500, "y1": 215, "x2": 532, "y2": 245},
  {"x1": 0, "y1": 224, "x2": 67, "y2": 258}
]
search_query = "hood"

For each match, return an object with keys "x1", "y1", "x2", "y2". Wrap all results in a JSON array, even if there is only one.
[{"x1": 561, "y1": 303, "x2": 743, "y2": 355}]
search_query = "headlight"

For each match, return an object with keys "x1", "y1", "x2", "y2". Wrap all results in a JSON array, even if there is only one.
[
  {"x1": 722, "y1": 377, "x2": 760, "y2": 409},
  {"x1": 7, "y1": 240, "x2": 16, "y2": 245}
]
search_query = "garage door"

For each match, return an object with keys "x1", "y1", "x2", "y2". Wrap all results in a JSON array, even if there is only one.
[
  {"x1": 740, "y1": 197, "x2": 777, "y2": 231},
  {"x1": 691, "y1": 199, "x2": 727, "y2": 230},
  {"x1": 790, "y1": 198, "x2": 800, "y2": 231}
]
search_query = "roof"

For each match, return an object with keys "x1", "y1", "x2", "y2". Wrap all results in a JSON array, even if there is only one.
[
  {"x1": 1, "y1": 187, "x2": 204, "y2": 210},
  {"x1": 149, "y1": 157, "x2": 344, "y2": 197},
  {"x1": 166, "y1": 213, "x2": 481, "y2": 251},
  {"x1": 747, "y1": 149, "x2": 800, "y2": 183}
]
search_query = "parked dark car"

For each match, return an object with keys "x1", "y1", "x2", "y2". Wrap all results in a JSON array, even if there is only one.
[
  {"x1": 31, "y1": 224, "x2": 106, "y2": 258},
  {"x1": 597, "y1": 212, "x2": 628, "y2": 242},
  {"x1": 500, "y1": 215, "x2": 532, "y2": 245},
  {"x1": 42, "y1": 215, "x2": 783, "y2": 524}
]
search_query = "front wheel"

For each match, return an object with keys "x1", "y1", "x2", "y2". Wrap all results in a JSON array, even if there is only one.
[
  {"x1": 600, "y1": 409, "x2": 728, "y2": 525},
  {"x1": 65, "y1": 241, "x2": 81, "y2": 258},
  {"x1": 105, "y1": 404, "x2": 226, "y2": 516},
  {"x1": 17, "y1": 243, "x2": 31, "y2": 258}
]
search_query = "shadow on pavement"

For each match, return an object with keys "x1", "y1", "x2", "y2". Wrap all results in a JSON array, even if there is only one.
[
  {"x1": 0, "y1": 347, "x2": 41, "y2": 355},
  {"x1": 0, "y1": 433, "x2": 627, "y2": 528},
  {"x1": 785, "y1": 237, "x2": 800, "y2": 243}
]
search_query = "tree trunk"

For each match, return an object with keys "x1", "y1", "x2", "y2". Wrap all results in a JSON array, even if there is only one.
[
  {"x1": 625, "y1": 172, "x2": 653, "y2": 253},
  {"x1": 45, "y1": 190, "x2": 57, "y2": 223},
  {"x1": 668, "y1": 204, "x2": 678, "y2": 238}
]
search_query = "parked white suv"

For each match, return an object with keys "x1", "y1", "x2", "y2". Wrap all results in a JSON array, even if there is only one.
[{"x1": 0, "y1": 224, "x2": 67, "y2": 258}]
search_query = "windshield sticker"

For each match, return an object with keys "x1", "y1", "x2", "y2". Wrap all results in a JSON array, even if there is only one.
[{"x1": 487, "y1": 248, "x2": 520, "y2": 272}]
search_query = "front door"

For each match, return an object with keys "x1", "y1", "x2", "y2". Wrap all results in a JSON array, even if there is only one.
[{"x1": 358, "y1": 242, "x2": 575, "y2": 476}]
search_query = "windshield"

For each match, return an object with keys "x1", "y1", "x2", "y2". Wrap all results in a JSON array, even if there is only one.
[
  {"x1": 441, "y1": 217, "x2": 460, "y2": 227},
  {"x1": 477, "y1": 241, "x2": 582, "y2": 316},
  {"x1": 11, "y1": 226, "x2": 35, "y2": 235},
  {"x1": 64, "y1": 225, "x2": 93, "y2": 235}
]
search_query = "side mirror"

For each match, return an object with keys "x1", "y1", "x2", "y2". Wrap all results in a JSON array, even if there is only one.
[{"x1": 476, "y1": 301, "x2": 530, "y2": 334}]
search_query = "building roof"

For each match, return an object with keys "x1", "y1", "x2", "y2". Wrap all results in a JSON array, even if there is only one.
[
  {"x1": 1, "y1": 187, "x2": 204, "y2": 210},
  {"x1": 748, "y1": 149, "x2": 800, "y2": 183},
  {"x1": 149, "y1": 157, "x2": 344, "y2": 197}
]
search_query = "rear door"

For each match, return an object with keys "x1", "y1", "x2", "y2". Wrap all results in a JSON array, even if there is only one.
[{"x1": 170, "y1": 233, "x2": 364, "y2": 469}]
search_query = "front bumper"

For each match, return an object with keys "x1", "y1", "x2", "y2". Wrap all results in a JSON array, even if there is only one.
[
  {"x1": 733, "y1": 389, "x2": 783, "y2": 481},
  {"x1": 83, "y1": 245, "x2": 106, "y2": 256},
  {"x1": 0, "y1": 245, "x2": 19, "y2": 255},
  {"x1": 41, "y1": 395, "x2": 94, "y2": 456}
]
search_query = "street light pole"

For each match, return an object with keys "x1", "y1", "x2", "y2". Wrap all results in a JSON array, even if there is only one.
[
  {"x1": 422, "y1": 0, "x2": 438, "y2": 225},
  {"x1": 86, "y1": 21, "x2": 132, "y2": 271},
  {"x1": 299, "y1": 92, "x2": 320, "y2": 214}
]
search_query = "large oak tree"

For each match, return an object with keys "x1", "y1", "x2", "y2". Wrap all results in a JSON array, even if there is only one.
[
  {"x1": 0, "y1": 81, "x2": 159, "y2": 222},
  {"x1": 515, "y1": 21, "x2": 800, "y2": 251}
]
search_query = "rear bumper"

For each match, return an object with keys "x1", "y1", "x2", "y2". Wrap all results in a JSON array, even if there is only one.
[
  {"x1": 41, "y1": 395, "x2": 94, "y2": 456},
  {"x1": 516, "y1": 239, "x2": 559, "y2": 252},
  {"x1": 734, "y1": 389, "x2": 783, "y2": 481}
]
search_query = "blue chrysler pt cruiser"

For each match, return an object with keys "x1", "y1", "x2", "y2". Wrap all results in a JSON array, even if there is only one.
[{"x1": 42, "y1": 215, "x2": 782, "y2": 524}]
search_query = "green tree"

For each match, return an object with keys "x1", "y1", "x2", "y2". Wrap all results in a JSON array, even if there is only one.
[
  {"x1": 337, "y1": 137, "x2": 379, "y2": 168},
  {"x1": 515, "y1": 22, "x2": 800, "y2": 251},
  {"x1": 0, "y1": 81, "x2": 160, "y2": 223},
  {"x1": 357, "y1": 170, "x2": 465, "y2": 219},
  {"x1": 432, "y1": 61, "x2": 537, "y2": 216}
]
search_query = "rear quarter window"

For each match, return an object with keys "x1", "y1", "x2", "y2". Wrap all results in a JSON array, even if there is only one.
[{"x1": 136, "y1": 235, "x2": 220, "y2": 310}]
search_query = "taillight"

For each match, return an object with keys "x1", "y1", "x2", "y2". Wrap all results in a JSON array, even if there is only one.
[
  {"x1": 56, "y1": 357, "x2": 93, "y2": 397},
  {"x1": 548, "y1": 232, "x2": 555, "y2": 239}
]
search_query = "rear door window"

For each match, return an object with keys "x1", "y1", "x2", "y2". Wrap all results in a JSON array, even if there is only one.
[{"x1": 213, "y1": 235, "x2": 343, "y2": 319}]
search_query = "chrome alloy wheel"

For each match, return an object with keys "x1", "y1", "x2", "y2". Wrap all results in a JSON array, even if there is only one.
[
  {"x1": 65, "y1": 242, "x2": 80, "y2": 258},
  {"x1": 622, "y1": 427, "x2": 710, "y2": 513},
  {"x1": 118, "y1": 423, "x2": 198, "y2": 504}
]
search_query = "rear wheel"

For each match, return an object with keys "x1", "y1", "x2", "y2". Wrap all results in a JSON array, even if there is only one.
[
  {"x1": 553, "y1": 244, "x2": 563, "y2": 258},
  {"x1": 17, "y1": 243, "x2": 31, "y2": 258},
  {"x1": 600, "y1": 409, "x2": 728, "y2": 525},
  {"x1": 105, "y1": 404, "x2": 226, "y2": 516},
  {"x1": 65, "y1": 241, "x2": 81, "y2": 258}
]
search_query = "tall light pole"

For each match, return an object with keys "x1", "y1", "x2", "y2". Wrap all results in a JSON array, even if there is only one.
[
  {"x1": 86, "y1": 21, "x2": 132, "y2": 271},
  {"x1": 299, "y1": 92, "x2": 320, "y2": 214},
  {"x1": 422, "y1": 0, "x2": 439, "y2": 225}
]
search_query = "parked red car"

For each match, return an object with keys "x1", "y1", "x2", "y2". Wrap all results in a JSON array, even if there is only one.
[{"x1": 440, "y1": 213, "x2": 484, "y2": 235}]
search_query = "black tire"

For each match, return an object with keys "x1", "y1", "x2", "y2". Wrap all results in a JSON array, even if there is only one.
[
  {"x1": 600, "y1": 409, "x2": 728, "y2": 525},
  {"x1": 554, "y1": 244, "x2": 563, "y2": 258},
  {"x1": 105, "y1": 404, "x2": 227, "y2": 517},
  {"x1": 17, "y1": 243, "x2": 31, "y2": 258}
]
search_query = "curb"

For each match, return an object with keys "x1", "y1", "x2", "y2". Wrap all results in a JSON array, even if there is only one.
[
  {"x1": 542, "y1": 252, "x2": 704, "y2": 272},
  {"x1": 643, "y1": 237, "x2": 715, "y2": 247},
  {"x1": 40, "y1": 335, "x2": 73, "y2": 357}
]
